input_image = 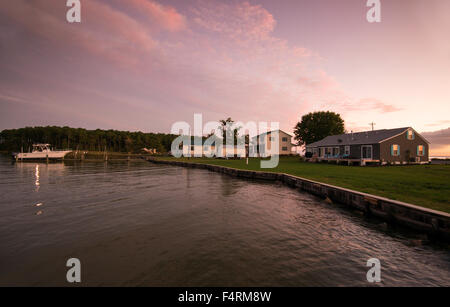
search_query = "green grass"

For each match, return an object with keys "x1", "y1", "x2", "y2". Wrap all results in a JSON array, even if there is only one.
[{"x1": 155, "y1": 156, "x2": 450, "y2": 213}]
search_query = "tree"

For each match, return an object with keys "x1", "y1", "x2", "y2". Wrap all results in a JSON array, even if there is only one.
[
  {"x1": 0, "y1": 126, "x2": 178, "y2": 154},
  {"x1": 219, "y1": 118, "x2": 241, "y2": 145},
  {"x1": 293, "y1": 111, "x2": 345, "y2": 146}
]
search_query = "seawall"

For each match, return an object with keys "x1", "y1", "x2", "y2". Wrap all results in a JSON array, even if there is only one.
[{"x1": 147, "y1": 158, "x2": 450, "y2": 242}]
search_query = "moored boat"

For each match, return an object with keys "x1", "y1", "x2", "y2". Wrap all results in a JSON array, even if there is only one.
[{"x1": 13, "y1": 144, "x2": 72, "y2": 160}]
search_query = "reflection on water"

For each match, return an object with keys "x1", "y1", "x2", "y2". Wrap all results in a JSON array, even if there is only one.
[
  {"x1": 35, "y1": 165, "x2": 40, "y2": 191},
  {"x1": 0, "y1": 156, "x2": 449, "y2": 286}
]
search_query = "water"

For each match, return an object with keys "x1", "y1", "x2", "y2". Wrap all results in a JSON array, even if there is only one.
[{"x1": 0, "y1": 156, "x2": 449, "y2": 286}]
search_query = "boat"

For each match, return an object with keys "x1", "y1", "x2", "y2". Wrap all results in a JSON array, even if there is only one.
[{"x1": 13, "y1": 144, "x2": 72, "y2": 160}]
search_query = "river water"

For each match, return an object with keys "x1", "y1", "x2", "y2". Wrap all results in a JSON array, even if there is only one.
[{"x1": 0, "y1": 156, "x2": 449, "y2": 286}]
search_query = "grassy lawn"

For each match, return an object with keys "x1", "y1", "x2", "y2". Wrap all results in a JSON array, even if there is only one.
[{"x1": 155, "y1": 156, "x2": 450, "y2": 213}]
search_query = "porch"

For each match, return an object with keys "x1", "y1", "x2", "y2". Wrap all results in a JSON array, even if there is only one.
[{"x1": 306, "y1": 156, "x2": 381, "y2": 166}]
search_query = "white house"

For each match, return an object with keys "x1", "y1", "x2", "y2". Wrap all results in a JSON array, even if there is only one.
[
  {"x1": 177, "y1": 136, "x2": 247, "y2": 158},
  {"x1": 249, "y1": 130, "x2": 296, "y2": 157}
]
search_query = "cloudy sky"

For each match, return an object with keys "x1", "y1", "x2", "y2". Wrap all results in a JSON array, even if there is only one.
[{"x1": 0, "y1": 0, "x2": 449, "y2": 155}]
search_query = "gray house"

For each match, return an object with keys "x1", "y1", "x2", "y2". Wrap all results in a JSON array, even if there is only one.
[{"x1": 305, "y1": 127, "x2": 429, "y2": 165}]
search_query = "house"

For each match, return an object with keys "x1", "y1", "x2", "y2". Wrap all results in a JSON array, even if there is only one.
[
  {"x1": 178, "y1": 136, "x2": 247, "y2": 158},
  {"x1": 142, "y1": 148, "x2": 157, "y2": 154},
  {"x1": 305, "y1": 127, "x2": 429, "y2": 165},
  {"x1": 249, "y1": 130, "x2": 296, "y2": 157}
]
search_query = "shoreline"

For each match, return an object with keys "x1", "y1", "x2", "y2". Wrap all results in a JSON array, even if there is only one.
[
  {"x1": 146, "y1": 157, "x2": 450, "y2": 243},
  {"x1": 1, "y1": 152, "x2": 155, "y2": 162}
]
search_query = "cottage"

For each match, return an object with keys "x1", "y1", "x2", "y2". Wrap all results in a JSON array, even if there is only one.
[
  {"x1": 250, "y1": 130, "x2": 296, "y2": 157},
  {"x1": 305, "y1": 127, "x2": 429, "y2": 165},
  {"x1": 177, "y1": 136, "x2": 247, "y2": 158}
]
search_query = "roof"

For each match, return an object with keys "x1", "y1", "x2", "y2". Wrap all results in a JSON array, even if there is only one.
[
  {"x1": 306, "y1": 127, "x2": 412, "y2": 147},
  {"x1": 252, "y1": 129, "x2": 293, "y2": 139},
  {"x1": 179, "y1": 135, "x2": 222, "y2": 143}
]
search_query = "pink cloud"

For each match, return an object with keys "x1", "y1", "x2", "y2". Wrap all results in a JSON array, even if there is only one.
[
  {"x1": 0, "y1": 0, "x2": 186, "y2": 67},
  {"x1": 357, "y1": 98, "x2": 403, "y2": 113},
  {"x1": 422, "y1": 128, "x2": 450, "y2": 146},
  {"x1": 425, "y1": 120, "x2": 450, "y2": 127},
  {"x1": 192, "y1": 1, "x2": 276, "y2": 42},
  {"x1": 298, "y1": 71, "x2": 339, "y2": 91},
  {"x1": 0, "y1": 0, "x2": 404, "y2": 135},
  {"x1": 319, "y1": 93, "x2": 402, "y2": 117},
  {"x1": 422, "y1": 128, "x2": 450, "y2": 156},
  {"x1": 111, "y1": 0, "x2": 186, "y2": 32}
]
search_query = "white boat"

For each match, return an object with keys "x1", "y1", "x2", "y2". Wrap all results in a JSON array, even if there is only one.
[{"x1": 13, "y1": 144, "x2": 72, "y2": 160}]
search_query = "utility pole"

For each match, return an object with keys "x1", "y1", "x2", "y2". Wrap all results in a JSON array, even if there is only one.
[{"x1": 369, "y1": 122, "x2": 376, "y2": 131}]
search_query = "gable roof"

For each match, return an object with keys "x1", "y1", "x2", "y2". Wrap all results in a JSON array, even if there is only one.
[
  {"x1": 179, "y1": 135, "x2": 222, "y2": 145},
  {"x1": 252, "y1": 129, "x2": 293, "y2": 139},
  {"x1": 306, "y1": 127, "x2": 413, "y2": 147}
]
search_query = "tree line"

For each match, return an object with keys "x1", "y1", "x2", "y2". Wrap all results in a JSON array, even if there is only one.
[
  {"x1": 0, "y1": 112, "x2": 346, "y2": 153},
  {"x1": 0, "y1": 126, "x2": 178, "y2": 153}
]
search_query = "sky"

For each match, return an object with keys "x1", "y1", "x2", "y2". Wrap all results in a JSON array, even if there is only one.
[{"x1": 0, "y1": 0, "x2": 449, "y2": 155}]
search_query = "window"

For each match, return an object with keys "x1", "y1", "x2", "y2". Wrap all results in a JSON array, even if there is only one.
[
  {"x1": 362, "y1": 145, "x2": 373, "y2": 159},
  {"x1": 325, "y1": 147, "x2": 332, "y2": 156},
  {"x1": 282, "y1": 137, "x2": 288, "y2": 142},
  {"x1": 332, "y1": 147, "x2": 339, "y2": 156},
  {"x1": 391, "y1": 144, "x2": 400, "y2": 156},
  {"x1": 344, "y1": 146, "x2": 350, "y2": 155},
  {"x1": 407, "y1": 130, "x2": 415, "y2": 140},
  {"x1": 282, "y1": 147, "x2": 288, "y2": 151},
  {"x1": 417, "y1": 145, "x2": 424, "y2": 156}
]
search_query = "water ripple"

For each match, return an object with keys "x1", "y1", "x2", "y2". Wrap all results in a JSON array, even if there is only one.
[{"x1": 0, "y1": 157, "x2": 448, "y2": 286}]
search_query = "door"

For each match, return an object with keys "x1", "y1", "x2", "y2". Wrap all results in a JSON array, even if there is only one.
[{"x1": 361, "y1": 145, "x2": 373, "y2": 160}]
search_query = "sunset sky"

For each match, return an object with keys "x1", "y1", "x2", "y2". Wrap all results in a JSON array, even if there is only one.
[{"x1": 0, "y1": 0, "x2": 449, "y2": 155}]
